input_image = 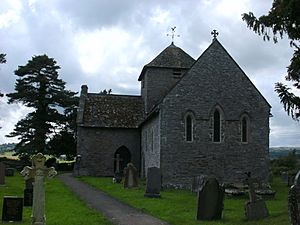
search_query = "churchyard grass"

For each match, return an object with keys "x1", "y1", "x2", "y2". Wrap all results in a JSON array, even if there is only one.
[
  {"x1": 80, "y1": 176, "x2": 289, "y2": 225},
  {"x1": 0, "y1": 172, "x2": 112, "y2": 225}
]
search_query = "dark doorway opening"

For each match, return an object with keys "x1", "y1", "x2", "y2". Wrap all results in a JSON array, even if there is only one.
[{"x1": 114, "y1": 146, "x2": 131, "y2": 174}]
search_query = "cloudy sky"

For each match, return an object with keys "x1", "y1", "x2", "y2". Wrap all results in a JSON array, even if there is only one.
[{"x1": 0, "y1": 0, "x2": 299, "y2": 146}]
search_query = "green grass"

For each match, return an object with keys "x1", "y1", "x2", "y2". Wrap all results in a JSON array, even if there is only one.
[
  {"x1": 79, "y1": 176, "x2": 290, "y2": 225},
  {"x1": 0, "y1": 172, "x2": 112, "y2": 225}
]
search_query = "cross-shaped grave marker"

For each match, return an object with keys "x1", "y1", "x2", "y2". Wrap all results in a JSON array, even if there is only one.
[{"x1": 21, "y1": 153, "x2": 57, "y2": 225}]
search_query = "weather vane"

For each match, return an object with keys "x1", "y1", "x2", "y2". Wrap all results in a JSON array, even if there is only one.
[
  {"x1": 211, "y1": 29, "x2": 219, "y2": 41},
  {"x1": 167, "y1": 26, "x2": 180, "y2": 44}
]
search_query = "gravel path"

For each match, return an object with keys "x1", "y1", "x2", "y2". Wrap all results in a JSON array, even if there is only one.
[{"x1": 59, "y1": 173, "x2": 170, "y2": 225}]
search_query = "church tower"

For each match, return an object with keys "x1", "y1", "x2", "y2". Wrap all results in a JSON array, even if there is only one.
[{"x1": 138, "y1": 43, "x2": 195, "y2": 114}]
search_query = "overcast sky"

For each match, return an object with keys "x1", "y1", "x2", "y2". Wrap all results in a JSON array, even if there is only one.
[{"x1": 0, "y1": 0, "x2": 299, "y2": 147}]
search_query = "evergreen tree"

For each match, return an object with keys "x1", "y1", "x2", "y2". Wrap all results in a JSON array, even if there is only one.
[
  {"x1": 242, "y1": 0, "x2": 300, "y2": 119},
  {"x1": 6, "y1": 54, "x2": 77, "y2": 156}
]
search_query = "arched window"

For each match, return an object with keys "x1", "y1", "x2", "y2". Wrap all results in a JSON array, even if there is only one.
[
  {"x1": 241, "y1": 116, "x2": 249, "y2": 143},
  {"x1": 213, "y1": 109, "x2": 221, "y2": 142},
  {"x1": 185, "y1": 114, "x2": 193, "y2": 142}
]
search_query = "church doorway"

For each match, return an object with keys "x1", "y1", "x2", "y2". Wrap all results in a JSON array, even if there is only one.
[{"x1": 114, "y1": 146, "x2": 131, "y2": 174}]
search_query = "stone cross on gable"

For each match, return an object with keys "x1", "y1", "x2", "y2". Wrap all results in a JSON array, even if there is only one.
[
  {"x1": 114, "y1": 154, "x2": 123, "y2": 173},
  {"x1": 167, "y1": 26, "x2": 180, "y2": 44},
  {"x1": 21, "y1": 153, "x2": 57, "y2": 225},
  {"x1": 211, "y1": 29, "x2": 219, "y2": 40}
]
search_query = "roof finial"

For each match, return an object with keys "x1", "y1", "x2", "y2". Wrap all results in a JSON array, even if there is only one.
[
  {"x1": 167, "y1": 26, "x2": 180, "y2": 45},
  {"x1": 211, "y1": 29, "x2": 219, "y2": 41}
]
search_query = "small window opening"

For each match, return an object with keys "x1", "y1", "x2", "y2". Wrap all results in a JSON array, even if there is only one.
[
  {"x1": 213, "y1": 110, "x2": 221, "y2": 142},
  {"x1": 186, "y1": 115, "x2": 193, "y2": 142}
]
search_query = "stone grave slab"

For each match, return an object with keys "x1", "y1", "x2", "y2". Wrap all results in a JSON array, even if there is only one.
[
  {"x1": 0, "y1": 162, "x2": 5, "y2": 185},
  {"x1": 123, "y1": 163, "x2": 138, "y2": 188},
  {"x1": 144, "y1": 167, "x2": 161, "y2": 198},
  {"x1": 196, "y1": 177, "x2": 224, "y2": 220},
  {"x1": 2, "y1": 196, "x2": 23, "y2": 222}
]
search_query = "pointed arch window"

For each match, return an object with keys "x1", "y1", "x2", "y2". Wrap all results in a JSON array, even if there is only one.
[
  {"x1": 185, "y1": 113, "x2": 194, "y2": 142},
  {"x1": 213, "y1": 109, "x2": 221, "y2": 142},
  {"x1": 241, "y1": 115, "x2": 249, "y2": 143}
]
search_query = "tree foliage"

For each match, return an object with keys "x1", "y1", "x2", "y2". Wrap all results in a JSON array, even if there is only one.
[
  {"x1": 242, "y1": 0, "x2": 300, "y2": 119},
  {"x1": 6, "y1": 54, "x2": 78, "y2": 157}
]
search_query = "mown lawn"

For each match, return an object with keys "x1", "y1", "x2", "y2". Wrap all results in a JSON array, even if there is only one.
[
  {"x1": 80, "y1": 176, "x2": 290, "y2": 225},
  {"x1": 0, "y1": 172, "x2": 112, "y2": 225}
]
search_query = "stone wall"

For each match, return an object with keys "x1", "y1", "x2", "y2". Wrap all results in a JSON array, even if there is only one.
[
  {"x1": 141, "y1": 115, "x2": 161, "y2": 178},
  {"x1": 159, "y1": 41, "x2": 270, "y2": 188},
  {"x1": 141, "y1": 67, "x2": 189, "y2": 113},
  {"x1": 76, "y1": 127, "x2": 141, "y2": 176}
]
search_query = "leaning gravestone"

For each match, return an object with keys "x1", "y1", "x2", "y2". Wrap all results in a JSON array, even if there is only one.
[
  {"x1": 244, "y1": 172, "x2": 269, "y2": 220},
  {"x1": 288, "y1": 170, "x2": 300, "y2": 225},
  {"x1": 144, "y1": 167, "x2": 161, "y2": 198},
  {"x1": 123, "y1": 163, "x2": 138, "y2": 188},
  {"x1": 2, "y1": 196, "x2": 23, "y2": 222},
  {"x1": 196, "y1": 177, "x2": 224, "y2": 220},
  {"x1": 0, "y1": 162, "x2": 5, "y2": 185},
  {"x1": 21, "y1": 153, "x2": 57, "y2": 225}
]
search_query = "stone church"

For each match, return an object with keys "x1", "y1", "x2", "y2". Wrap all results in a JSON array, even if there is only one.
[{"x1": 76, "y1": 35, "x2": 271, "y2": 188}]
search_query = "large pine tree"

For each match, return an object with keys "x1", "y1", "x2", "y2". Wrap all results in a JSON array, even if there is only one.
[
  {"x1": 0, "y1": 53, "x2": 6, "y2": 97},
  {"x1": 7, "y1": 55, "x2": 77, "y2": 156},
  {"x1": 242, "y1": 0, "x2": 300, "y2": 119}
]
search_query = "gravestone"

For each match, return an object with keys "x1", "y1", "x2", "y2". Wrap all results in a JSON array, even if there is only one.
[
  {"x1": 144, "y1": 167, "x2": 161, "y2": 198},
  {"x1": 5, "y1": 168, "x2": 14, "y2": 176},
  {"x1": 114, "y1": 154, "x2": 123, "y2": 183},
  {"x1": 123, "y1": 163, "x2": 138, "y2": 188},
  {"x1": 24, "y1": 189, "x2": 33, "y2": 207},
  {"x1": 2, "y1": 196, "x2": 23, "y2": 222},
  {"x1": 21, "y1": 153, "x2": 57, "y2": 225},
  {"x1": 24, "y1": 178, "x2": 34, "y2": 206},
  {"x1": 244, "y1": 172, "x2": 269, "y2": 220},
  {"x1": 0, "y1": 162, "x2": 5, "y2": 185},
  {"x1": 288, "y1": 170, "x2": 300, "y2": 225},
  {"x1": 191, "y1": 175, "x2": 207, "y2": 193},
  {"x1": 196, "y1": 177, "x2": 224, "y2": 220}
]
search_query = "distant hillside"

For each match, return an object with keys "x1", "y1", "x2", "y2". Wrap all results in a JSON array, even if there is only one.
[
  {"x1": 269, "y1": 147, "x2": 300, "y2": 159},
  {"x1": 0, "y1": 143, "x2": 16, "y2": 153}
]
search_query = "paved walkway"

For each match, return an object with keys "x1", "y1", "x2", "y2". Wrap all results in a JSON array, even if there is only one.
[{"x1": 59, "y1": 173, "x2": 170, "y2": 225}]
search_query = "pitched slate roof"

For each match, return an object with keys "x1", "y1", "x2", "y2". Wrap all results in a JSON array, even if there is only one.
[
  {"x1": 80, "y1": 94, "x2": 144, "y2": 128},
  {"x1": 138, "y1": 43, "x2": 195, "y2": 81}
]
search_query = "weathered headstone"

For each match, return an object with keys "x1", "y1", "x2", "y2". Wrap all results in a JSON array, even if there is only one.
[
  {"x1": 24, "y1": 178, "x2": 34, "y2": 207},
  {"x1": 123, "y1": 163, "x2": 138, "y2": 188},
  {"x1": 114, "y1": 154, "x2": 123, "y2": 183},
  {"x1": 288, "y1": 170, "x2": 300, "y2": 225},
  {"x1": 21, "y1": 153, "x2": 57, "y2": 225},
  {"x1": 0, "y1": 162, "x2": 5, "y2": 185},
  {"x1": 2, "y1": 196, "x2": 23, "y2": 222},
  {"x1": 196, "y1": 177, "x2": 224, "y2": 220},
  {"x1": 244, "y1": 172, "x2": 269, "y2": 220},
  {"x1": 24, "y1": 189, "x2": 33, "y2": 207},
  {"x1": 144, "y1": 167, "x2": 161, "y2": 198},
  {"x1": 5, "y1": 168, "x2": 14, "y2": 176}
]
